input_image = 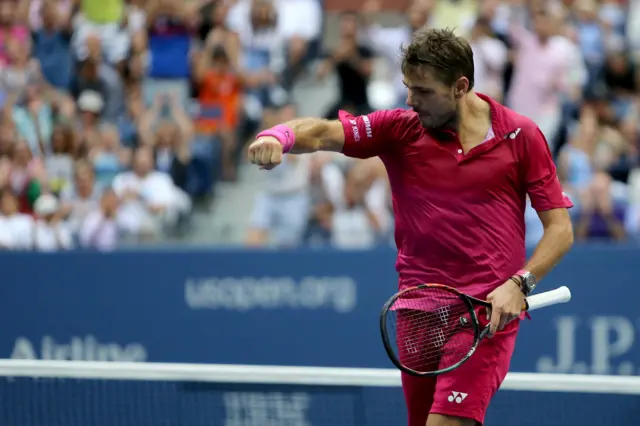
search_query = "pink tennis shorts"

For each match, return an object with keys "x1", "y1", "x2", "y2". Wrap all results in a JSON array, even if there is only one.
[{"x1": 400, "y1": 318, "x2": 520, "y2": 426}]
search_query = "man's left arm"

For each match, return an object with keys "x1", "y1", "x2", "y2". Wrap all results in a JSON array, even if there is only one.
[
  {"x1": 521, "y1": 126, "x2": 575, "y2": 282},
  {"x1": 524, "y1": 207, "x2": 573, "y2": 282},
  {"x1": 487, "y1": 125, "x2": 574, "y2": 336}
]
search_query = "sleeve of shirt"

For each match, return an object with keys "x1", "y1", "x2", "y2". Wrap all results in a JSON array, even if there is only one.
[
  {"x1": 522, "y1": 125, "x2": 573, "y2": 211},
  {"x1": 339, "y1": 109, "x2": 415, "y2": 160}
]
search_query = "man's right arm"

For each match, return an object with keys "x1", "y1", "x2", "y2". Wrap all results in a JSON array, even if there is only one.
[
  {"x1": 284, "y1": 118, "x2": 346, "y2": 154},
  {"x1": 284, "y1": 109, "x2": 412, "y2": 156},
  {"x1": 248, "y1": 109, "x2": 414, "y2": 168}
]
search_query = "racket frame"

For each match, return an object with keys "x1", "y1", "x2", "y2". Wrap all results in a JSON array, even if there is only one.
[{"x1": 379, "y1": 283, "x2": 489, "y2": 377}]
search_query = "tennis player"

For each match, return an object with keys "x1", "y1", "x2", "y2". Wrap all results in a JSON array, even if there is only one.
[{"x1": 248, "y1": 28, "x2": 574, "y2": 426}]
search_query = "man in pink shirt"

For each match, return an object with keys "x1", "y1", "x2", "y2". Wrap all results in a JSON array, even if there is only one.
[
  {"x1": 248, "y1": 28, "x2": 574, "y2": 426},
  {"x1": 506, "y1": 8, "x2": 581, "y2": 151}
]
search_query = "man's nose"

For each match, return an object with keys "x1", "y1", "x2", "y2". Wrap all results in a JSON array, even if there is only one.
[{"x1": 406, "y1": 92, "x2": 414, "y2": 108}]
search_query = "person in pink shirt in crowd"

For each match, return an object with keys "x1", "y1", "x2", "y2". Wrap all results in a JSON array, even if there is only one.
[
  {"x1": 506, "y1": 6, "x2": 581, "y2": 152},
  {"x1": 0, "y1": 1, "x2": 29, "y2": 67},
  {"x1": 246, "y1": 28, "x2": 574, "y2": 426}
]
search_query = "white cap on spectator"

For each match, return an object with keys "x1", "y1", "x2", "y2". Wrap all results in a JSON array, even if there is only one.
[
  {"x1": 34, "y1": 194, "x2": 59, "y2": 217},
  {"x1": 78, "y1": 90, "x2": 105, "y2": 113}
]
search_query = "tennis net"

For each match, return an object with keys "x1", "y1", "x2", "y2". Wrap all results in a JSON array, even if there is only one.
[{"x1": 0, "y1": 359, "x2": 638, "y2": 426}]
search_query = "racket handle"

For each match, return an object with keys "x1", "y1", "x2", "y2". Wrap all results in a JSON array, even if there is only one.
[{"x1": 523, "y1": 286, "x2": 572, "y2": 311}]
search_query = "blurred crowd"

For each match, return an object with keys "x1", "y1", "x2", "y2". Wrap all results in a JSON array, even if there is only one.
[
  {"x1": 0, "y1": 0, "x2": 321, "y2": 251},
  {"x1": 0, "y1": 0, "x2": 639, "y2": 251}
]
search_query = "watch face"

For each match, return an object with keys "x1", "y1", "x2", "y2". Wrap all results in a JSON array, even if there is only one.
[{"x1": 524, "y1": 273, "x2": 537, "y2": 290}]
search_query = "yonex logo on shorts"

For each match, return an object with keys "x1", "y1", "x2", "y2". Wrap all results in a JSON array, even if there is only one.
[{"x1": 447, "y1": 391, "x2": 468, "y2": 404}]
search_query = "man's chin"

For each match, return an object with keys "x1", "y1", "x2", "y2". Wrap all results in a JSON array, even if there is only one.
[{"x1": 419, "y1": 116, "x2": 438, "y2": 129}]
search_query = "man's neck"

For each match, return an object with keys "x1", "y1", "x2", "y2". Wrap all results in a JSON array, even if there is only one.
[{"x1": 458, "y1": 92, "x2": 491, "y2": 139}]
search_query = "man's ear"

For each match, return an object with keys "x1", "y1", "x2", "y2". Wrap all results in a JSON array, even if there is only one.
[{"x1": 454, "y1": 77, "x2": 469, "y2": 99}]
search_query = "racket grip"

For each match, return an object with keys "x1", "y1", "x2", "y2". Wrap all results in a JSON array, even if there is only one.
[{"x1": 523, "y1": 286, "x2": 572, "y2": 311}]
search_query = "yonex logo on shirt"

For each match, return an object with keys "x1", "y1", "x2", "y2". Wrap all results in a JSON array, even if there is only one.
[
  {"x1": 448, "y1": 391, "x2": 468, "y2": 403},
  {"x1": 349, "y1": 119, "x2": 360, "y2": 141},
  {"x1": 506, "y1": 128, "x2": 521, "y2": 140}
]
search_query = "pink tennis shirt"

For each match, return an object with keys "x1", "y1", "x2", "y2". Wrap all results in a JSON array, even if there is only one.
[{"x1": 338, "y1": 93, "x2": 572, "y2": 299}]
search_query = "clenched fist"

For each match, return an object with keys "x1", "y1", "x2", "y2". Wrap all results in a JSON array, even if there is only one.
[{"x1": 248, "y1": 136, "x2": 283, "y2": 170}]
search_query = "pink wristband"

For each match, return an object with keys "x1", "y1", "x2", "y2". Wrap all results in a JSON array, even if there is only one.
[{"x1": 257, "y1": 125, "x2": 296, "y2": 154}]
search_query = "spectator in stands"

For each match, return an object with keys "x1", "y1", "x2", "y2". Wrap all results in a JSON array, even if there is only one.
[
  {"x1": 112, "y1": 146, "x2": 191, "y2": 240},
  {"x1": 70, "y1": 59, "x2": 107, "y2": 112},
  {"x1": 72, "y1": 33, "x2": 125, "y2": 122},
  {"x1": 201, "y1": 3, "x2": 241, "y2": 68},
  {"x1": 303, "y1": 152, "x2": 337, "y2": 246},
  {"x1": 469, "y1": 16, "x2": 508, "y2": 101},
  {"x1": 0, "y1": 140, "x2": 46, "y2": 213},
  {"x1": 0, "y1": 1, "x2": 29, "y2": 68},
  {"x1": 193, "y1": 44, "x2": 242, "y2": 181},
  {"x1": 31, "y1": 0, "x2": 74, "y2": 91},
  {"x1": 600, "y1": 41, "x2": 639, "y2": 145},
  {"x1": 59, "y1": 160, "x2": 102, "y2": 236},
  {"x1": 506, "y1": 5, "x2": 576, "y2": 150},
  {"x1": 573, "y1": 0, "x2": 607, "y2": 89},
  {"x1": 227, "y1": 0, "x2": 287, "y2": 126},
  {"x1": 117, "y1": 84, "x2": 145, "y2": 148},
  {"x1": 124, "y1": 0, "x2": 147, "y2": 35},
  {"x1": 0, "y1": 35, "x2": 43, "y2": 101},
  {"x1": 45, "y1": 124, "x2": 77, "y2": 194},
  {"x1": 73, "y1": 0, "x2": 130, "y2": 67},
  {"x1": 317, "y1": 11, "x2": 374, "y2": 118},
  {"x1": 600, "y1": 0, "x2": 626, "y2": 39},
  {"x1": 138, "y1": 92, "x2": 194, "y2": 190},
  {"x1": 144, "y1": 0, "x2": 196, "y2": 107},
  {"x1": 11, "y1": 83, "x2": 53, "y2": 157},
  {"x1": 323, "y1": 159, "x2": 390, "y2": 249},
  {"x1": 0, "y1": 121, "x2": 17, "y2": 157},
  {"x1": 76, "y1": 89, "x2": 105, "y2": 146},
  {"x1": 32, "y1": 193, "x2": 73, "y2": 251},
  {"x1": 361, "y1": 0, "x2": 431, "y2": 108},
  {"x1": 0, "y1": 189, "x2": 33, "y2": 250},
  {"x1": 277, "y1": 0, "x2": 323, "y2": 91},
  {"x1": 124, "y1": 31, "x2": 147, "y2": 86},
  {"x1": 89, "y1": 123, "x2": 131, "y2": 189},
  {"x1": 79, "y1": 187, "x2": 120, "y2": 251},
  {"x1": 558, "y1": 104, "x2": 628, "y2": 240}
]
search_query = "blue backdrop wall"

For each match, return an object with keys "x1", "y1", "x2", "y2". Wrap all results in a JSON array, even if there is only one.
[{"x1": 1, "y1": 245, "x2": 638, "y2": 376}]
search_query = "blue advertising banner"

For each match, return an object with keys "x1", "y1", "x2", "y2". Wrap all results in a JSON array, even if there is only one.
[{"x1": 0, "y1": 245, "x2": 639, "y2": 375}]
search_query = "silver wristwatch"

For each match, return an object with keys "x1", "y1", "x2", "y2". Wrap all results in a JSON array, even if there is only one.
[{"x1": 514, "y1": 269, "x2": 537, "y2": 296}]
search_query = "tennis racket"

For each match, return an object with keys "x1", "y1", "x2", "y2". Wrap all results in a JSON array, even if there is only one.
[{"x1": 380, "y1": 284, "x2": 571, "y2": 376}]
